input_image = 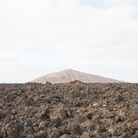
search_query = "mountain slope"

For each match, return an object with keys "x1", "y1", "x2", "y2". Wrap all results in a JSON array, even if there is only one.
[{"x1": 30, "y1": 69, "x2": 123, "y2": 84}]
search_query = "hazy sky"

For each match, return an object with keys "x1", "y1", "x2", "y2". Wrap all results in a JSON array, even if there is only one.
[{"x1": 0, "y1": 0, "x2": 138, "y2": 83}]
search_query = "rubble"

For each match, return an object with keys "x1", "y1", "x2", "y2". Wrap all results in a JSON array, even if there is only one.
[{"x1": 0, "y1": 82, "x2": 137, "y2": 137}]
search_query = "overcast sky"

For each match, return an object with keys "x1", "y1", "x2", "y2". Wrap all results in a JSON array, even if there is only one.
[{"x1": 0, "y1": 0, "x2": 138, "y2": 83}]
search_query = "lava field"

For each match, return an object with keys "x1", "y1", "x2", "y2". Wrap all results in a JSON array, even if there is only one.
[{"x1": 0, "y1": 81, "x2": 138, "y2": 138}]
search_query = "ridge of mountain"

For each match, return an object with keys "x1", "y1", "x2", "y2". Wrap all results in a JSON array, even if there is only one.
[{"x1": 30, "y1": 69, "x2": 124, "y2": 84}]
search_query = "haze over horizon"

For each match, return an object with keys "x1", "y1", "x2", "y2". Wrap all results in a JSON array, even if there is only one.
[{"x1": 0, "y1": 0, "x2": 138, "y2": 83}]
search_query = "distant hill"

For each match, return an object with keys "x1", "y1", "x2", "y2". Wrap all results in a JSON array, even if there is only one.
[{"x1": 30, "y1": 69, "x2": 124, "y2": 84}]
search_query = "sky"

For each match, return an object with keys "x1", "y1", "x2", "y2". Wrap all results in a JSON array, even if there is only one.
[{"x1": 0, "y1": 0, "x2": 138, "y2": 83}]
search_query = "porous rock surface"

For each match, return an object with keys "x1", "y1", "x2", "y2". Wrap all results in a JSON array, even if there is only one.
[{"x1": 0, "y1": 81, "x2": 138, "y2": 138}]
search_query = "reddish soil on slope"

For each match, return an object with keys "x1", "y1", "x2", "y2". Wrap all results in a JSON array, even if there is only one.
[{"x1": 0, "y1": 82, "x2": 138, "y2": 138}]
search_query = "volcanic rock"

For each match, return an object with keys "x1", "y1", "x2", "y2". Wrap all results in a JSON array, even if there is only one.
[{"x1": 0, "y1": 82, "x2": 137, "y2": 137}]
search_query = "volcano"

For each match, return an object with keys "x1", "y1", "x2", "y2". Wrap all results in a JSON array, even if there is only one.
[{"x1": 30, "y1": 69, "x2": 124, "y2": 84}]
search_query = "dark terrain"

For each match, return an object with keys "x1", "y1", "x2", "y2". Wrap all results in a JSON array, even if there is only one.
[{"x1": 0, "y1": 81, "x2": 138, "y2": 138}]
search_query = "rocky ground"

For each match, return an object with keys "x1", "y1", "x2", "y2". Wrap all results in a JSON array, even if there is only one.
[{"x1": 0, "y1": 81, "x2": 138, "y2": 138}]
